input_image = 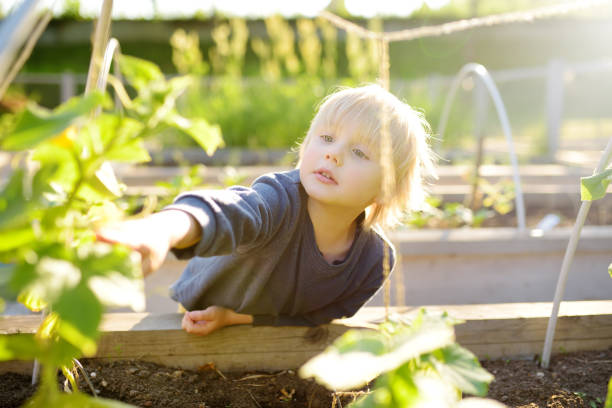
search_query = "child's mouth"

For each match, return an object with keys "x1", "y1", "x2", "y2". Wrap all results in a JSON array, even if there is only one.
[{"x1": 314, "y1": 169, "x2": 337, "y2": 184}]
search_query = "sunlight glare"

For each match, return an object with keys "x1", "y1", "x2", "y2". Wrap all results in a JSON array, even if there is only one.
[{"x1": 345, "y1": 0, "x2": 450, "y2": 17}]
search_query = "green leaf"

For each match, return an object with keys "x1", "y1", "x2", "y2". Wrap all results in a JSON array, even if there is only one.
[
  {"x1": 53, "y1": 284, "x2": 102, "y2": 356},
  {"x1": 0, "y1": 92, "x2": 106, "y2": 150},
  {"x1": 17, "y1": 257, "x2": 81, "y2": 308},
  {"x1": 30, "y1": 146, "x2": 78, "y2": 198},
  {"x1": 104, "y1": 139, "x2": 150, "y2": 163},
  {"x1": 608, "y1": 263, "x2": 612, "y2": 279},
  {"x1": 334, "y1": 329, "x2": 386, "y2": 355},
  {"x1": 118, "y1": 54, "x2": 164, "y2": 92},
  {"x1": 411, "y1": 372, "x2": 459, "y2": 406},
  {"x1": 605, "y1": 376, "x2": 612, "y2": 408},
  {"x1": 426, "y1": 343, "x2": 494, "y2": 396},
  {"x1": 0, "y1": 334, "x2": 40, "y2": 361},
  {"x1": 0, "y1": 227, "x2": 36, "y2": 252},
  {"x1": 94, "y1": 162, "x2": 125, "y2": 198},
  {"x1": 27, "y1": 388, "x2": 136, "y2": 408},
  {"x1": 166, "y1": 113, "x2": 224, "y2": 156},
  {"x1": 77, "y1": 242, "x2": 144, "y2": 311},
  {"x1": 580, "y1": 169, "x2": 612, "y2": 201},
  {"x1": 0, "y1": 169, "x2": 34, "y2": 231},
  {"x1": 387, "y1": 365, "x2": 420, "y2": 406},
  {"x1": 94, "y1": 115, "x2": 149, "y2": 164},
  {"x1": 300, "y1": 313, "x2": 455, "y2": 390}
]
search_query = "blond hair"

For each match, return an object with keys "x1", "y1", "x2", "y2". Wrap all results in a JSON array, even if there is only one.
[{"x1": 297, "y1": 84, "x2": 437, "y2": 230}]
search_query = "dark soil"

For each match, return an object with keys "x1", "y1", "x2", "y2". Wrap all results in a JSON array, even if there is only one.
[
  {"x1": 1, "y1": 349, "x2": 610, "y2": 408},
  {"x1": 482, "y1": 349, "x2": 612, "y2": 408}
]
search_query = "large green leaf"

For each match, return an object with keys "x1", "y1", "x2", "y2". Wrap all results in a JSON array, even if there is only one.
[
  {"x1": 85, "y1": 115, "x2": 149, "y2": 164},
  {"x1": 580, "y1": 169, "x2": 612, "y2": 201},
  {"x1": 0, "y1": 92, "x2": 106, "y2": 151},
  {"x1": 425, "y1": 344, "x2": 494, "y2": 397},
  {"x1": 118, "y1": 54, "x2": 164, "y2": 92},
  {"x1": 53, "y1": 284, "x2": 102, "y2": 356},
  {"x1": 166, "y1": 114, "x2": 224, "y2": 156},
  {"x1": 300, "y1": 312, "x2": 456, "y2": 390}
]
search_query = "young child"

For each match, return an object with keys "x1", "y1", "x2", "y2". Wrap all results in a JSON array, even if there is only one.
[{"x1": 97, "y1": 84, "x2": 436, "y2": 336}]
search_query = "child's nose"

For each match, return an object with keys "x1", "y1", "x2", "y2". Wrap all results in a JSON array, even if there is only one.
[{"x1": 325, "y1": 151, "x2": 342, "y2": 166}]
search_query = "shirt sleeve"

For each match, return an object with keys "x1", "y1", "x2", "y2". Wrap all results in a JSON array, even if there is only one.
[{"x1": 164, "y1": 172, "x2": 298, "y2": 259}]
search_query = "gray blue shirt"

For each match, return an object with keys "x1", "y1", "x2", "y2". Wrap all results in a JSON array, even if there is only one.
[{"x1": 166, "y1": 169, "x2": 395, "y2": 326}]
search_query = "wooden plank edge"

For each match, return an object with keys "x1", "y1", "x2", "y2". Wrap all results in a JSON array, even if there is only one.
[{"x1": 2, "y1": 301, "x2": 611, "y2": 373}]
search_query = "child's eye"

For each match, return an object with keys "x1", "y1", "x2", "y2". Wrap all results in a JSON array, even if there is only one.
[
  {"x1": 320, "y1": 134, "x2": 334, "y2": 143},
  {"x1": 352, "y1": 148, "x2": 369, "y2": 160}
]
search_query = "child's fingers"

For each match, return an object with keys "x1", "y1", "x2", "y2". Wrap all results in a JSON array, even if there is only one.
[
  {"x1": 181, "y1": 312, "x2": 218, "y2": 336},
  {"x1": 96, "y1": 225, "x2": 140, "y2": 249},
  {"x1": 186, "y1": 308, "x2": 216, "y2": 322},
  {"x1": 95, "y1": 227, "x2": 123, "y2": 244}
]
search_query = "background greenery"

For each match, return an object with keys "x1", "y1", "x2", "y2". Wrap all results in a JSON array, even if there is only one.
[{"x1": 3, "y1": 3, "x2": 612, "y2": 160}]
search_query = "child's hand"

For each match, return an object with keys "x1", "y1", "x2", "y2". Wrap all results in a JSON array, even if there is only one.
[
  {"x1": 96, "y1": 216, "x2": 172, "y2": 277},
  {"x1": 181, "y1": 306, "x2": 253, "y2": 336},
  {"x1": 96, "y1": 210, "x2": 202, "y2": 277}
]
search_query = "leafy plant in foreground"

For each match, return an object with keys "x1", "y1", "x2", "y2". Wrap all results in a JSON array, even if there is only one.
[
  {"x1": 579, "y1": 170, "x2": 612, "y2": 404},
  {"x1": 580, "y1": 170, "x2": 612, "y2": 277},
  {"x1": 300, "y1": 309, "x2": 503, "y2": 407},
  {"x1": 0, "y1": 54, "x2": 222, "y2": 407}
]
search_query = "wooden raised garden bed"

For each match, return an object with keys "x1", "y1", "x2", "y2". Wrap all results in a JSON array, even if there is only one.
[{"x1": 2, "y1": 301, "x2": 611, "y2": 374}]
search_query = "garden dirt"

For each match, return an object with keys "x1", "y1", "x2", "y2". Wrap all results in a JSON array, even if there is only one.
[{"x1": 0, "y1": 348, "x2": 610, "y2": 408}]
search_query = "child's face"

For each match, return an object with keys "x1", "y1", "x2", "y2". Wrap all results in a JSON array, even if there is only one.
[{"x1": 299, "y1": 125, "x2": 382, "y2": 213}]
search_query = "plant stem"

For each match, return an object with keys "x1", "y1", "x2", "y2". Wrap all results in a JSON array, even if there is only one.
[{"x1": 541, "y1": 135, "x2": 612, "y2": 368}]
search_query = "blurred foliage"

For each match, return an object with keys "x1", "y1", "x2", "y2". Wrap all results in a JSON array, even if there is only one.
[
  {"x1": 300, "y1": 309, "x2": 498, "y2": 407},
  {"x1": 403, "y1": 178, "x2": 515, "y2": 229},
  {"x1": 0, "y1": 54, "x2": 222, "y2": 406},
  {"x1": 159, "y1": 16, "x2": 383, "y2": 151},
  {"x1": 15, "y1": 11, "x2": 611, "y2": 155}
]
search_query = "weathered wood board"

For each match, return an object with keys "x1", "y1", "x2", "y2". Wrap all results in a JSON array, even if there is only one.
[{"x1": 2, "y1": 301, "x2": 611, "y2": 373}]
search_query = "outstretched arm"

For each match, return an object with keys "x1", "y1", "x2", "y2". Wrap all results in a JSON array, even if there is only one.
[{"x1": 96, "y1": 209, "x2": 202, "y2": 276}]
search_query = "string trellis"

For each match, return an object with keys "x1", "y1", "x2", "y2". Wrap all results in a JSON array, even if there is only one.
[{"x1": 320, "y1": 0, "x2": 611, "y2": 90}]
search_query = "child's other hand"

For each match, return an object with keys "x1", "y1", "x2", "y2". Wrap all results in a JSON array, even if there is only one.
[
  {"x1": 96, "y1": 216, "x2": 171, "y2": 277},
  {"x1": 182, "y1": 306, "x2": 253, "y2": 336}
]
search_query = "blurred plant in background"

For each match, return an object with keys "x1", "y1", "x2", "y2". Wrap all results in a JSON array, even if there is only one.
[
  {"x1": 160, "y1": 16, "x2": 385, "y2": 152},
  {"x1": 403, "y1": 178, "x2": 515, "y2": 229}
]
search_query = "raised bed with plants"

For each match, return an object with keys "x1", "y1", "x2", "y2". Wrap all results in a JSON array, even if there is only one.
[
  {"x1": 2, "y1": 3, "x2": 612, "y2": 408},
  {"x1": 2, "y1": 302, "x2": 612, "y2": 407}
]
